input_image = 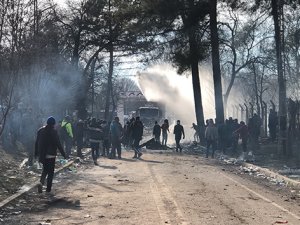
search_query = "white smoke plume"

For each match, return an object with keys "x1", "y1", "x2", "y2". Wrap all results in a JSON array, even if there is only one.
[{"x1": 136, "y1": 64, "x2": 216, "y2": 142}]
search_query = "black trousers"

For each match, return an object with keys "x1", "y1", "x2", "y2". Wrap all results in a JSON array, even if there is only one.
[
  {"x1": 91, "y1": 142, "x2": 100, "y2": 160},
  {"x1": 241, "y1": 137, "x2": 248, "y2": 152},
  {"x1": 40, "y1": 158, "x2": 56, "y2": 192},
  {"x1": 103, "y1": 139, "x2": 110, "y2": 156},
  {"x1": 175, "y1": 138, "x2": 182, "y2": 152},
  {"x1": 76, "y1": 138, "x2": 83, "y2": 157},
  {"x1": 206, "y1": 140, "x2": 216, "y2": 158}
]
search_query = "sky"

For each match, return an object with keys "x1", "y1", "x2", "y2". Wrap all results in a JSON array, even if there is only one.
[{"x1": 53, "y1": 0, "x2": 68, "y2": 7}]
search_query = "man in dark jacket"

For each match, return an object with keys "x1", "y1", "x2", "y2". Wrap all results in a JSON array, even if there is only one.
[
  {"x1": 153, "y1": 121, "x2": 161, "y2": 143},
  {"x1": 173, "y1": 120, "x2": 185, "y2": 152},
  {"x1": 102, "y1": 120, "x2": 110, "y2": 157},
  {"x1": 35, "y1": 117, "x2": 66, "y2": 193},
  {"x1": 75, "y1": 119, "x2": 85, "y2": 158},
  {"x1": 88, "y1": 118, "x2": 103, "y2": 165},
  {"x1": 132, "y1": 117, "x2": 144, "y2": 159},
  {"x1": 268, "y1": 109, "x2": 278, "y2": 142}
]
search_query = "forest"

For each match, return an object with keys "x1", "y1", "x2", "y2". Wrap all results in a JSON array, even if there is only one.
[{"x1": 0, "y1": 0, "x2": 300, "y2": 157}]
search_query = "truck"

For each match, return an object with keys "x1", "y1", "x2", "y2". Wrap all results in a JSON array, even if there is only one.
[{"x1": 135, "y1": 106, "x2": 164, "y2": 135}]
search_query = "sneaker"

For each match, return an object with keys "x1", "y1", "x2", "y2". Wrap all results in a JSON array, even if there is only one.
[
  {"x1": 94, "y1": 160, "x2": 99, "y2": 166},
  {"x1": 37, "y1": 183, "x2": 43, "y2": 193},
  {"x1": 132, "y1": 155, "x2": 138, "y2": 159},
  {"x1": 137, "y1": 153, "x2": 143, "y2": 158}
]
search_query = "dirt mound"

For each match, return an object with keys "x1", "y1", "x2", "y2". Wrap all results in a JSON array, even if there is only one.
[{"x1": 0, "y1": 147, "x2": 38, "y2": 202}]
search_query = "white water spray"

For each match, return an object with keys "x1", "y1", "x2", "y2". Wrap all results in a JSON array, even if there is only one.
[{"x1": 137, "y1": 64, "x2": 216, "y2": 142}]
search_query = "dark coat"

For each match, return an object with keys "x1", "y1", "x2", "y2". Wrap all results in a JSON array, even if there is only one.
[
  {"x1": 132, "y1": 121, "x2": 143, "y2": 140},
  {"x1": 88, "y1": 123, "x2": 103, "y2": 143},
  {"x1": 75, "y1": 121, "x2": 85, "y2": 141},
  {"x1": 35, "y1": 125, "x2": 66, "y2": 163},
  {"x1": 153, "y1": 124, "x2": 161, "y2": 136}
]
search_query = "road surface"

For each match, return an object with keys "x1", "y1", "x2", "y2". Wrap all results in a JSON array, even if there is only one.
[{"x1": 2, "y1": 150, "x2": 300, "y2": 225}]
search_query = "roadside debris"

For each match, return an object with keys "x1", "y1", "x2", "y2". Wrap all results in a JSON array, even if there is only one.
[
  {"x1": 239, "y1": 165, "x2": 286, "y2": 186},
  {"x1": 12, "y1": 211, "x2": 21, "y2": 215},
  {"x1": 19, "y1": 158, "x2": 28, "y2": 169},
  {"x1": 278, "y1": 167, "x2": 300, "y2": 180}
]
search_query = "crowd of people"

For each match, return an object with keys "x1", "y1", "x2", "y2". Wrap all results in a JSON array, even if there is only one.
[
  {"x1": 34, "y1": 115, "x2": 187, "y2": 193},
  {"x1": 34, "y1": 109, "x2": 276, "y2": 193},
  {"x1": 55, "y1": 115, "x2": 145, "y2": 164},
  {"x1": 201, "y1": 113, "x2": 264, "y2": 158},
  {"x1": 36, "y1": 115, "x2": 188, "y2": 168}
]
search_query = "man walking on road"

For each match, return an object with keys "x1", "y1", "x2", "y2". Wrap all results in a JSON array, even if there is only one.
[
  {"x1": 35, "y1": 117, "x2": 66, "y2": 193},
  {"x1": 161, "y1": 119, "x2": 169, "y2": 146},
  {"x1": 110, "y1": 117, "x2": 123, "y2": 159},
  {"x1": 88, "y1": 118, "x2": 103, "y2": 165},
  {"x1": 174, "y1": 120, "x2": 185, "y2": 152},
  {"x1": 102, "y1": 120, "x2": 110, "y2": 157},
  {"x1": 205, "y1": 119, "x2": 218, "y2": 158},
  {"x1": 153, "y1": 121, "x2": 161, "y2": 143},
  {"x1": 61, "y1": 115, "x2": 73, "y2": 159},
  {"x1": 132, "y1": 117, "x2": 144, "y2": 159},
  {"x1": 75, "y1": 119, "x2": 84, "y2": 158}
]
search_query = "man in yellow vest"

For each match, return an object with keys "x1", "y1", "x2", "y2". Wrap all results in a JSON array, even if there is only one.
[{"x1": 61, "y1": 115, "x2": 73, "y2": 159}]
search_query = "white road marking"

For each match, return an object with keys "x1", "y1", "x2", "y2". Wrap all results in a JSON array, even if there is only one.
[
  {"x1": 147, "y1": 165, "x2": 189, "y2": 225},
  {"x1": 221, "y1": 172, "x2": 300, "y2": 221}
]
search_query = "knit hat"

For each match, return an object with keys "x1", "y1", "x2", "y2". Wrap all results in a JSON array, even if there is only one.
[{"x1": 47, "y1": 116, "x2": 56, "y2": 125}]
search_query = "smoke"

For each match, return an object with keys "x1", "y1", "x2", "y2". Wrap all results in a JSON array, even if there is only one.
[
  {"x1": 1, "y1": 60, "x2": 83, "y2": 151},
  {"x1": 136, "y1": 64, "x2": 216, "y2": 142},
  {"x1": 15, "y1": 63, "x2": 82, "y2": 122}
]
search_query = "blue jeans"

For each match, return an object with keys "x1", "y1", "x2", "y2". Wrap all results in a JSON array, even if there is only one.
[
  {"x1": 162, "y1": 133, "x2": 168, "y2": 146},
  {"x1": 111, "y1": 139, "x2": 121, "y2": 158}
]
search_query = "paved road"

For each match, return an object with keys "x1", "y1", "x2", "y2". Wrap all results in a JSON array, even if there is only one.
[{"x1": 3, "y1": 151, "x2": 300, "y2": 225}]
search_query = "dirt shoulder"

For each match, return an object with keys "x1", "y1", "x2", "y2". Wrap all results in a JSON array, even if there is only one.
[{"x1": 0, "y1": 148, "x2": 39, "y2": 203}]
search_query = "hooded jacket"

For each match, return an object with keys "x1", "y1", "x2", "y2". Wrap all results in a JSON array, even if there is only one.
[
  {"x1": 61, "y1": 119, "x2": 73, "y2": 138},
  {"x1": 35, "y1": 125, "x2": 66, "y2": 163}
]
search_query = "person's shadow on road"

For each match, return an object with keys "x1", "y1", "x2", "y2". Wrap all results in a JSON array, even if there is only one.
[
  {"x1": 138, "y1": 158, "x2": 164, "y2": 164},
  {"x1": 97, "y1": 165, "x2": 118, "y2": 170},
  {"x1": 46, "y1": 198, "x2": 82, "y2": 211},
  {"x1": 119, "y1": 158, "x2": 137, "y2": 162}
]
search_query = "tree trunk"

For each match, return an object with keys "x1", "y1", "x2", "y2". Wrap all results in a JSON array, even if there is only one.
[
  {"x1": 210, "y1": 0, "x2": 224, "y2": 124},
  {"x1": 224, "y1": 95, "x2": 228, "y2": 118},
  {"x1": 253, "y1": 63, "x2": 260, "y2": 116},
  {"x1": 91, "y1": 58, "x2": 96, "y2": 117},
  {"x1": 271, "y1": 0, "x2": 287, "y2": 155},
  {"x1": 72, "y1": 31, "x2": 81, "y2": 69},
  {"x1": 104, "y1": 0, "x2": 113, "y2": 121},
  {"x1": 188, "y1": 28, "x2": 205, "y2": 143},
  {"x1": 104, "y1": 42, "x2": 114, "y2": 121}
]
